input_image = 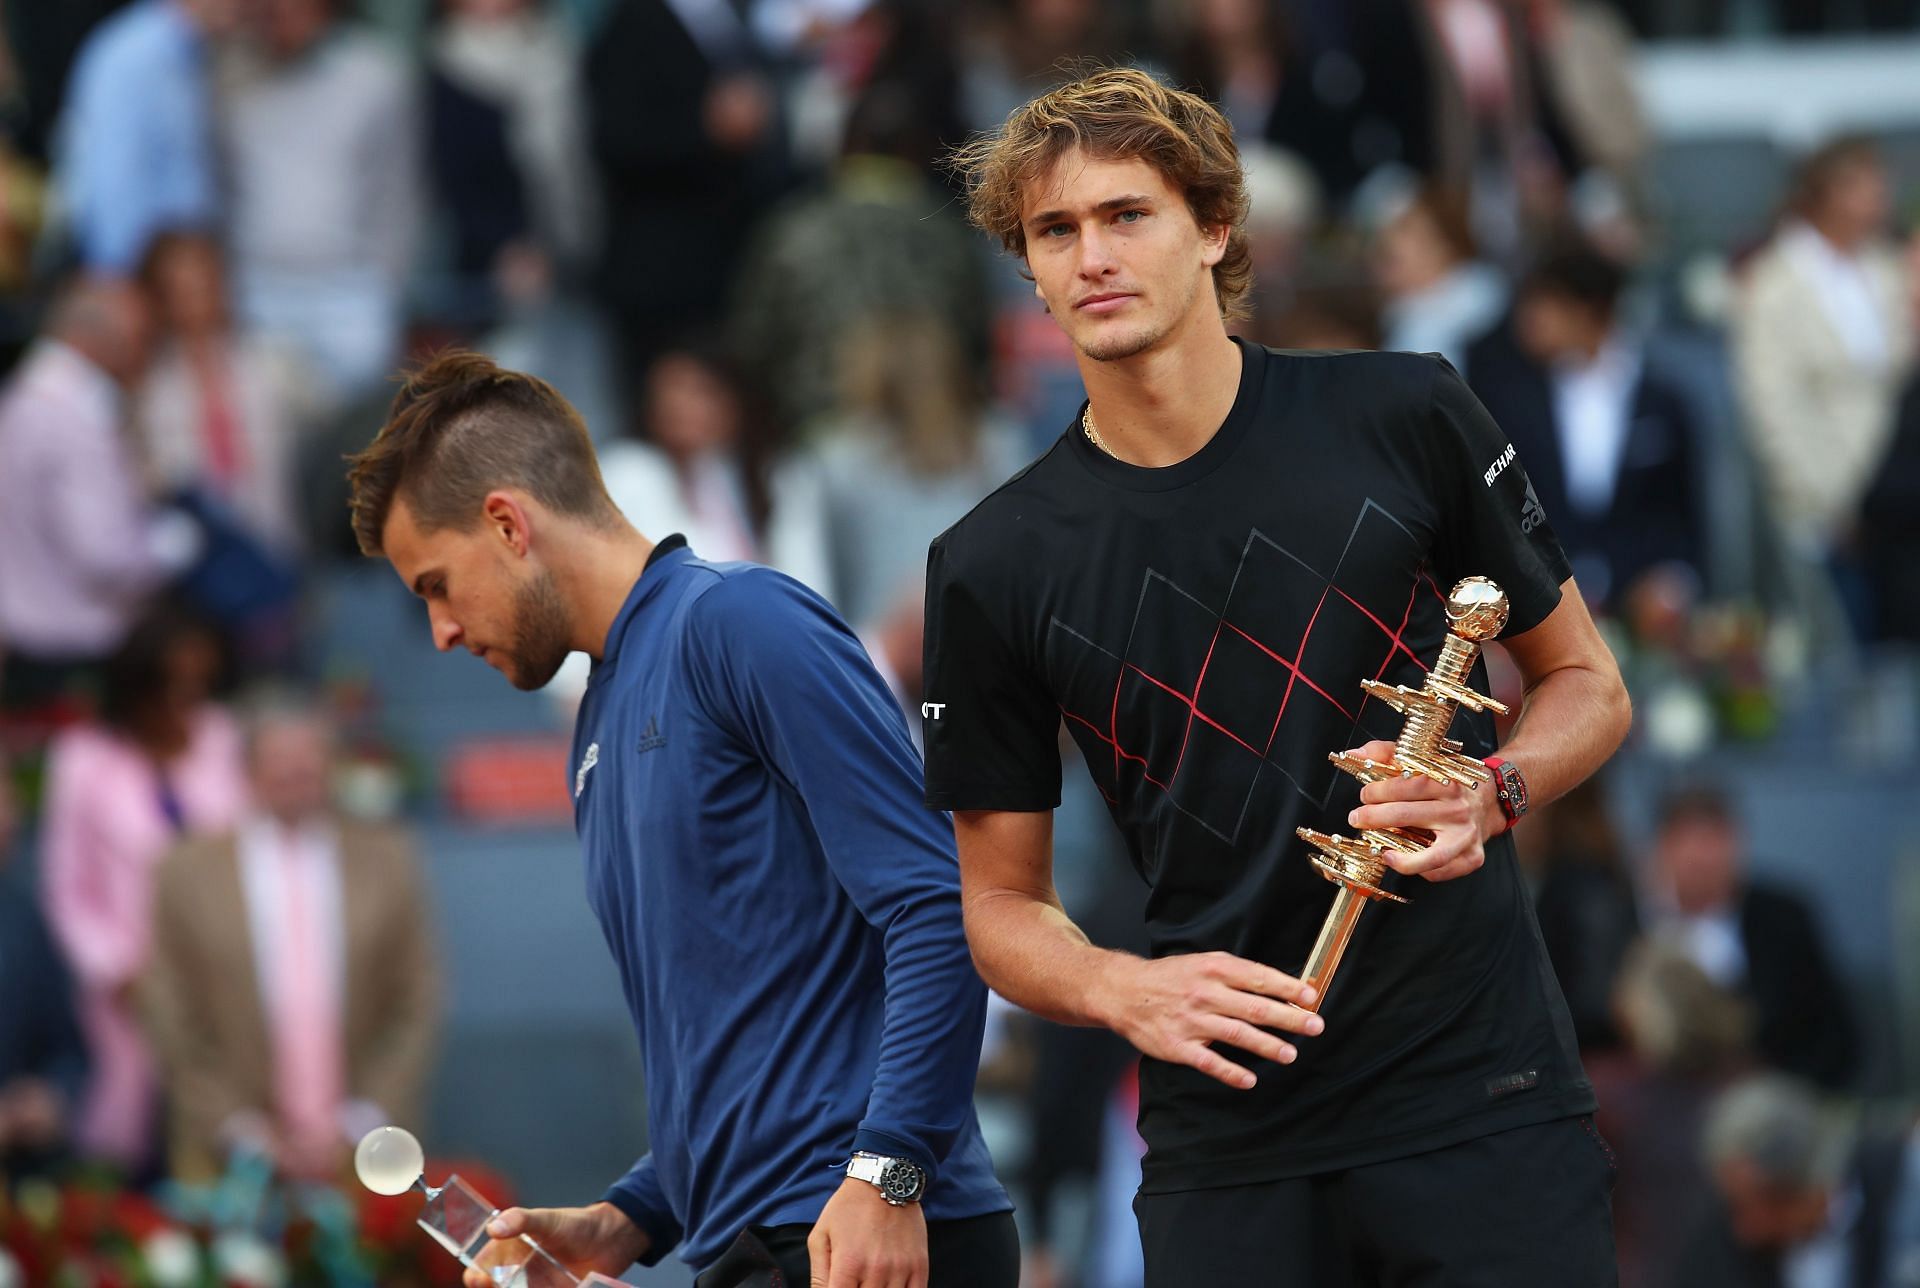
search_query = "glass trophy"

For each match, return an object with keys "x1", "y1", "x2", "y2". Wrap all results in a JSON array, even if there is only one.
[{"x1": 355, "y1": 1127, "x2": 628, "y2": 1288}]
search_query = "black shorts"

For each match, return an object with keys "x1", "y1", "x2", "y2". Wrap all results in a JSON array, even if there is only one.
[
  {"x1": 1135, "y1": 1115, "x2": 1618, "y2": 1288},
  {"x1": 694, "y1": 1209, "x2": 1020, "y2": 1288}
]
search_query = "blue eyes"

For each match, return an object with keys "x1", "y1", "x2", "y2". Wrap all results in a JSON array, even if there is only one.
[{"x1": 1040, "y1": 210, "x2": 1147, "y2": 238}]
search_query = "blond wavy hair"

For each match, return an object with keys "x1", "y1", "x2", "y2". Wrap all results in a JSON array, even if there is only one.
[{"x1": 950, "y1": 66, "x2": 1253, "y2": 320}]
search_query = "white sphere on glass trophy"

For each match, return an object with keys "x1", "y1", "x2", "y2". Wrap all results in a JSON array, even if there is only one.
[{"x1": 354, "y1": 1127, "x2": 627, "y2": 1287}]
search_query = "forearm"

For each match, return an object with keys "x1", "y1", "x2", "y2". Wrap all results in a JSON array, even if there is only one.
[
  {"x1": 855, "y1": 892, "x2": 993, "y2": 1169},
  {"x1": 1490, "y1": 650, "x2": 1631, "y2": 811},
  {"x1": 961, "y1": 886, "x2": 1136, "y2": 1031}
]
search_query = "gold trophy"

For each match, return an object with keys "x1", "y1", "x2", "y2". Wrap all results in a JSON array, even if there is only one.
[{"x1": 1293, "y1": 576, "x2": 1511, "y2": 1013}]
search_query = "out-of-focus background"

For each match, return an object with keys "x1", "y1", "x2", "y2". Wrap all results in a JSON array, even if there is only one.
[{"x1": 1, "y1": 0, "x2": 1918, "y2": 1284}]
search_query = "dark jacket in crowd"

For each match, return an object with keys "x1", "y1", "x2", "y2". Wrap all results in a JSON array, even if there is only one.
[
  {"x1": 1467, "y1": 322, "x2": 1705, "y2": 608},
  {"x1": 1860, "y1": 373, "x2": 1920, "y2": 642},
  {"x1": 1535, "y1": 859, "x2": 1640, "y2": 1051},
  {"x1": 1737, "y1": 881, "x2": 1857, "y2": 1092},
  {"x1": 0, "y1": 868, "x2": 88, "y2": 1170},
  {"x1": 584, "y1": 0, "x2": 782, "y2": 373}
]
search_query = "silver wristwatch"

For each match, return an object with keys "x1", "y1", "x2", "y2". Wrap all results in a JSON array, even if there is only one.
[{"x1": 846, "y1": 1152, "x2": 928, "y2": 1206}]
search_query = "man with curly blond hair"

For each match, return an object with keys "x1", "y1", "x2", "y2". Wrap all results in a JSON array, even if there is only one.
[{"x1": 924, "y1": 67, "x2": 1631, "y2": 1284}]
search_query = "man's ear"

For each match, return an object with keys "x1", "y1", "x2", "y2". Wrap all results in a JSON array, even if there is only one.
[
  {"x1": 1200, "y1": 222, "x2": 1230, "y2": 269},
  {"x1": 482, "y1": 490, "x2": 533, "y2": 558}
]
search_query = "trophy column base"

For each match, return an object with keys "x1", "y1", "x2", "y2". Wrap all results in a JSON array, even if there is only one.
[
  {"x1": 1295, "y1": 828, "x2": 1410, "y2": 1014},
  {"x1": 1300, "y1": 884, "x2": 1365, "y2": 1014}
]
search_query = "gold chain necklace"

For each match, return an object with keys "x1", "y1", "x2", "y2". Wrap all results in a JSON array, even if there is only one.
[{"x1": 1081, "y1": 404, "x2": 1114, "y2": 457}]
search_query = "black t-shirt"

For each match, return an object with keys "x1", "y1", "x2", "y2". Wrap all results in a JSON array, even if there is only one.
[{"x1": 923, "y1": 340, "x2": 1593, "y2": 1193}]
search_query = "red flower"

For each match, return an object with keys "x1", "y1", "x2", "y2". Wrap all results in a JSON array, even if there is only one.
[
  {"x1": 357, "y1": 1186, "x2": 425, "y2": 1247},
  {"x1": 56, "y1": 1187, "x2": 108, "y2": 1246},
  {"x1": 109, "y1": 1191, "x2": 172, "y2": 1242}
]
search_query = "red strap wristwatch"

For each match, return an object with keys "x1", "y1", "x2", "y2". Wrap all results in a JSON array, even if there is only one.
[{"x1": 1484, "y1": 757, "x2": 1528, "y2": 832}]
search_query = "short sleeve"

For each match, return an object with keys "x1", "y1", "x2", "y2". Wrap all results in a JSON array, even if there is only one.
[
  {"x1": 921, "y1": 534, "x2": 1061, "y2": 811},
  {"x1": 1424, "y1": 359, "x2": 1574, "y2": 637}
]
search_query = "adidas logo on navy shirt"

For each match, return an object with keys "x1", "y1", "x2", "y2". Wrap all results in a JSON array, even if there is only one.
[{"x1": 638, "y1": 717, "x2": 668, "y2": 753}]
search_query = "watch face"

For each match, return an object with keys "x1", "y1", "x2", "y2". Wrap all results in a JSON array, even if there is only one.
[
  {"x1": 880, "y1": 1161, "x2": 926, "y2": 1203},
  {"x1": 1499, "y1": 763, "x2": 1528, "y2": 815}
]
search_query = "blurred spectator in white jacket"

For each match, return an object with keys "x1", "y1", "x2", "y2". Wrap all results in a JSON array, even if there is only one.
[{"x1": 1732, "y1": 137, "x2": 1911, "y2": 560}]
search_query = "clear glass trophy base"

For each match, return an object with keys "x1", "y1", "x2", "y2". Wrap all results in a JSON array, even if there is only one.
[{"x1": 418, "y1": 1174, "x2": 578, "y2": 1287}]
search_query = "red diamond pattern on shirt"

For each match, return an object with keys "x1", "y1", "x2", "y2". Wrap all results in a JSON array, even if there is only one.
[{"x1": 1049, "y1": 500, "x2": 1438, "y2": 844}]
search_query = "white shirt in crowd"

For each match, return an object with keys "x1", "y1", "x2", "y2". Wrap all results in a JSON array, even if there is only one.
[
  {"x1": 1781, "y1": 220, "x2": 1895, "y2": 371},
  {"x1": 1550, "y1": 334, "x2": 1642, "y2": 520}
]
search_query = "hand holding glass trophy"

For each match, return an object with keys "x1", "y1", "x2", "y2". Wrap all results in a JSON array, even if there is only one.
[
  {"x1": 355, "y1": 1126, "x2": 628, "y2": 1287},
  {"x1": 1293, "y1": 576, "x2": 1511, "y2": 1012}
]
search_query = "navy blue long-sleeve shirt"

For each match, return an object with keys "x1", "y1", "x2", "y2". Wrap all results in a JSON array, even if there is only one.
[{"x1": 571, "y1": 538, "x2": 1008, "y2": 1271}]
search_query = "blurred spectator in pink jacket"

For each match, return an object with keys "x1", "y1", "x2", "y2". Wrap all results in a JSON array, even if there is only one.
[
  {"x1": 0, "y1": 277, "x2": 199, "y2": 711},
  {"x1": 40, "y1": 602, "x2": 247, "y2": 1174}
]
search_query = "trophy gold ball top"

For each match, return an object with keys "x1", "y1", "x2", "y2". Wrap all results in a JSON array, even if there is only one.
[
  {"x1": 1444, "y1": 576, "x2": 1509, "y2": 642},
  {"x1": 355, "y1": 1125, "x2": 426, "y2": 1196}
]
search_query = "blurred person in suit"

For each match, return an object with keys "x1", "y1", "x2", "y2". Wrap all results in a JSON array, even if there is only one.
[
  {"x1": 0, "y1": 751, "x2": 88, "y2": 1182},
  {"x1": 1466, "y1": 235, "x2": 1705, "y2": 612},
  {"x1": 39, "y1": 601, "x2": 248, "y2": 1174},
  {"x1": 1647, "y1": 783, "x2": 1857, "y2": 1093},
  {"x1": 141, "y1": 696, "x2": 439, "y2": 1181},
  {"x1": 0, "y1": 276, "x2": 200, "y2": 710},
  {"x1": 585, "y1": 0, "x2": 781, "y2": 384},
  {"x1": 1732, "y1": 137, "x2": 1911, "y2": 638}
]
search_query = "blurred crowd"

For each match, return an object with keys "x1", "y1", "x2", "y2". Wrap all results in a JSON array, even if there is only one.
[{"x1": 1, "y1": 0, "x2": 1919, "y2": 1286}]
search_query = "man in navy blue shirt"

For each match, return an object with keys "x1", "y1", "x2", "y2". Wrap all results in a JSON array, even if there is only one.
[{"x1": 346, "y1": 350, "x2": 1015, "y2": 1288}]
